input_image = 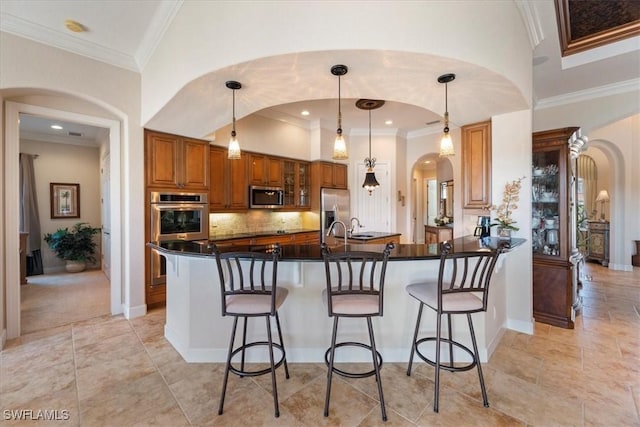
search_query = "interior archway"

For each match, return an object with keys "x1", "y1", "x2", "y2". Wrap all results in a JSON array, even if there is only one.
[{"x1": 4, "y1": 97, "x2": 123, "y2": 338}]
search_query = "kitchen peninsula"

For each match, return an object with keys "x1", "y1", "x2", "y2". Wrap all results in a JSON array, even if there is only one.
[{"x1": 149, "y1": 236, "x2": 525, "y2": 364}]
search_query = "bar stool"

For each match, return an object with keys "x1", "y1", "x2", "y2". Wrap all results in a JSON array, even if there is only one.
[
  {"x1": 405, "y1": 241, "x2": 505, "y2": 412},
  {"x1": 321, "y1": 242, "x2": 393, "y2": 421},
  {"x1": 211, "y1": 244, "x2": 290, "y2": 418}
]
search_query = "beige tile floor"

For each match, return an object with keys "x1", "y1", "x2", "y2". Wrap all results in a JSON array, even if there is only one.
[{"x1": 2, "y1": 263, "x2": 638, "y2": 426}]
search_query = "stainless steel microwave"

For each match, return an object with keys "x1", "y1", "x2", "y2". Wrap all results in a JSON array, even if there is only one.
[{"x1": 249, "y1": 186, "x2": 284, "y2": 208}]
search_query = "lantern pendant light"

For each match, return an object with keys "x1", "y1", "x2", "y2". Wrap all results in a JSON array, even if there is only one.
[
  {"x1": 226, "y1": 80, "x2": 242, "y2": 159},
  {"x1": 356, "y1": 99, "x2": 385, "y2": 195},
  {"x1": 331, "y1": 64, "x2": 349, "y2": 160},
  {"x1": 437, "y1": 73, "x2": 456, "y2": 157}
]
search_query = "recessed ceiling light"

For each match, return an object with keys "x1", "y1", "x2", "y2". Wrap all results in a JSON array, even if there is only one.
[
  {"x1": 424, "y1": 160, "x2": 431, "y2": 164},
  {"x1": 50, "y1": 124, "x2": 63, "y2": 130},
  {"x1": 385, "y1": 120, "x2": 393, "y2": 125},
  {"x1": 301, "y1": 110, "x2": 310, "y2": 116},
  {"x1": 65, "y1": 19, "x2": 86, "y2": 33}
]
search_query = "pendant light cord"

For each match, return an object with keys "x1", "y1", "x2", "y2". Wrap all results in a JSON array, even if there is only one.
[
  {"x1": 231, "y1": 89, "x2": 237, "y2": 136},
  {"x1": 337, "y1": 75, "x2": 342, "y2": 133},
  {"x1": 368, "y1": 109, "x2": 372, "y2": 159}
]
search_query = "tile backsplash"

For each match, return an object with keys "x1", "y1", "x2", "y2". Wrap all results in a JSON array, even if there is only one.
[{"x1": 209, "y1": 211, "x2": 318, "y2": 236}]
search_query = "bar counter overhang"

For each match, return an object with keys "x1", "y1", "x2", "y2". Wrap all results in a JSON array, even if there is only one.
[{"x1": 148, "y1": 236, "x2": 528, "y2": 364}]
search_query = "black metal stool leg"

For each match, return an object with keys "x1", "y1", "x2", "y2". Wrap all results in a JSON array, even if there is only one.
[
  {"x1": 265, "y1": 315, "x2": 280, "y2": 417},
  {"x1": 367, "y1": 317, "x2": 387, "y2": 421},
  {"x1": 240, "y1": 316, "x2": 248, "y2": 376},
  {"x1": 324, "y1": 316, "x2": 339, "y2": 417},
  {"x1": 274, "y1": 311, "x2": 290, "y2": 379},
  {"x1": 447, "y1": 313, "x2": 454, "y2": 368},
  {"x1": 468, "y1": 313, "x2": 489, "y2": 407},
  {"x1": 219, "y1": 316, "x2": 239, "y2": 415},
  {"x1": 434, "y1": 312, "x2": 442, "y2": 413},
  {"x1": 407, "y1": 303, "x2": 424, "y2": 376}
]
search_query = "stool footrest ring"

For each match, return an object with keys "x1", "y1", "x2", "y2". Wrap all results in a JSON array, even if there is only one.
[
  {"x1": 324, "y1": 341, "x2": 383, "y2": 379},
  {"x1": 414, "y1": 337, "x2": 477, "y2": 372},
  {"x1": 229, "y1": 341, "x2": 286, "y2": 377}
]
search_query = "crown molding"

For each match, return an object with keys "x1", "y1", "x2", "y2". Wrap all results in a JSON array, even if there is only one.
[
  {"x1": 0, "y1": 13, "x2": 139, "y2": 71},
  {"x1": 136, "y1": 1, "x2": 183, "y2": 70},
  {"x1": 516, "y1": 0, "x2": 544, "y2": 49},
  {"x1": 535, "y1": 78, "x2": 640, "y2": 110}
]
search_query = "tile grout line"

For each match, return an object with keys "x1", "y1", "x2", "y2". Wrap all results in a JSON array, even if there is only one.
[{"x1": 128, "y1": 318, "x2": 196, "y2": 426}]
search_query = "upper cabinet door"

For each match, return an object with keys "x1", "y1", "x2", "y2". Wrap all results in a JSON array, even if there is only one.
[
  {"x1": 145, "y1": 129, "x2": 209, "y2": 190},
  {"x1": 181, "y1": 137, "x2": 209, "y2": 190},
  {"x1": 248, "y1": 154, "x2": 282, "y2": 186},
  {"x1": 461, "y1": 120, "x2": 492, "y2": 209},
  {"x1": 146, "y1": 131, "x2": 179, "y2": 188}
]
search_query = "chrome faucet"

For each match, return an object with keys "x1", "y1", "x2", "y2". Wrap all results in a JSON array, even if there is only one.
[
  {"x1": 349, "y1": 217, "x2": 363, "y2": 236},
  {"x1": 326, "y1": 220, "x2": 348, "y2": 246}
]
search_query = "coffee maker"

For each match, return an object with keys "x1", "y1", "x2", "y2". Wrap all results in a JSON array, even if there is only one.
[{"x1": 474, "y1": 216, "x2": 491, "y2": 238}]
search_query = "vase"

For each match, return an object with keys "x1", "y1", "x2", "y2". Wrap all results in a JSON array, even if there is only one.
[
  {"x1": 497, "y1": 227, "x2": 511, "y2": 241},
  {"x1": 65, "y1": 260, "x2": 86, "y2": 273}
]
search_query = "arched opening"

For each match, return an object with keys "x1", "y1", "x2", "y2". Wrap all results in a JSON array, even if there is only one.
[{"x1": 4, "y1": 99, "x2": 123, "y2": 338}]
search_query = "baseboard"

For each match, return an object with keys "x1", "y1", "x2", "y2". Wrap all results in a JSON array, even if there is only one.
[
  {"x1": 123, "y1": 303, "x2": 146, "y2": 319},
  {"x1": 506, "y1": 318, "x2": 535, "y2": 335}
]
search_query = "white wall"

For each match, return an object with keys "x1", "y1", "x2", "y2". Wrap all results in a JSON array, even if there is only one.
[{"x1": 20, "y1": 139, "x2": 101, "y2": 272}]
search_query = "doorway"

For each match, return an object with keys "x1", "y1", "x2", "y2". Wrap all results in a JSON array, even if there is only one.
[{"x1": 5, "y1": 101, "x2": 123, "y2": 339}]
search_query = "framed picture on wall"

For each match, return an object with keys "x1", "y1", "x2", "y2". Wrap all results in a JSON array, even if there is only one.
[{"x1": 50, "y1": 183, "x2": 80, "y2": 219}]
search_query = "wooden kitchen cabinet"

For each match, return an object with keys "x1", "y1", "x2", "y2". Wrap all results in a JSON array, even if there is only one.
[
  {"x1": 310, "y1": 160, "x2": 348, "y2": 210},
  {"x1": 209, "y1": 145, "x2": 248, "y2": 211},
  {"x1": 424, "y1": 225, "x2": 453, "y2": 244},
  {"x1": 283, "y1": 160, "x2": 310, "y2": 209},
  {"x1": 145, "y1": 129, "x2": 209, "y2": 190},
  {"x1": 461, "y1": 120, "x2": 491, "y2": 209},
  {"x1": 312, "y1": 161, "x2": 347, "y2": 189},
  {"x1": 248, "y1": 153, "x2": 283, "y2": 186}
]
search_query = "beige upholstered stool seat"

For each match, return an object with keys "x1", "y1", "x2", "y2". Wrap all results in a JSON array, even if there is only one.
[
  {"x1": 406, "y1": 282, "x2": 483, "y2": 312},
  {"x1": 226, "y1": 287, "x2": 289, "y2": 315},
  {"x1": 321, "y1": 288, "x2": 380, "y2": 315}
]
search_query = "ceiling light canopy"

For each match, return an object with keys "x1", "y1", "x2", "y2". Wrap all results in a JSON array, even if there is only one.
[
  {"x1": 438, "y1": 73, "x2": 456, "y2": 157},
  {"x1": 331, "y1": 64, "x2": 348, "y2": 160},
  {"x1": 356, "y1": 98, "x2": 385, "y2": 195},
  {"x1": 226, "y1": 80, "x2": 242, "y2": 160}
]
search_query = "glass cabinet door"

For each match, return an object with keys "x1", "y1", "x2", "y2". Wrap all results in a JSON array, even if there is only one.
[
  {"x1": 283, "y1": 161, "x2": 295, "y2": 206},
  {"x1": 298, "y1": 162, "x2": 309, "y2": 208},
  {"x1": 532, "y1": 149, "x2": 561, "y2": 256}
]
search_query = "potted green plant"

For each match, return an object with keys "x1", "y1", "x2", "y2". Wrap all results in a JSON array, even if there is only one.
[{"x1": 44, "y1": 222, "x2": 101, "y2": 272}]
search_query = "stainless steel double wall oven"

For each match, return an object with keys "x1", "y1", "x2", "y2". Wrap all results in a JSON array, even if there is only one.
[{"x1": 150, "y1": 191, "x2": 209, "y2": 286}]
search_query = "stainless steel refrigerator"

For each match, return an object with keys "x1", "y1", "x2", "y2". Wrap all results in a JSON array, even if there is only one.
[{"x1": 320, "y1": 188, "x2": 350, "y2": 243}]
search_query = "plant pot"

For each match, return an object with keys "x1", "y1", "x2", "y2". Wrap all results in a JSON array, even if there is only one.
[
  {"x1": 65, "y1": 260, "x2": 86, "y2": 273},
  {"x1": 497, "y1": 227, "x2": 512, "y2": 241}
]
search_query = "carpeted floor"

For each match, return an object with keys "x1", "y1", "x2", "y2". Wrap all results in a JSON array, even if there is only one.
[{"x1": 20, "y1": 269, "x2": 111, "y2": 335}]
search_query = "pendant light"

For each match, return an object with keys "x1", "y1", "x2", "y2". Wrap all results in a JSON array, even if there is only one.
[
  {"x1": 437, "y1": 73, "x2": 456, "y2": 157},
  {"x1": 331, "y1": 64, "x2": 348, "y2": 160},
  {"x1": 226, "y1": 80, "x2": 242, "y2": 159},
  {"x1": 356, "y1": 99, "x2": 384, "y2": 195}
]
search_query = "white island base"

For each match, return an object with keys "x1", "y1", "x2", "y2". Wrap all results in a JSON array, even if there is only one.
[{"x1": 160, "y1": 244, "x2": 532, "y2": 364}]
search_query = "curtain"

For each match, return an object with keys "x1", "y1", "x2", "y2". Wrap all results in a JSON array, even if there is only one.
[
  {"x1": 19, "y1": 153, "x2": 44, "y2": 276},
  {"x1": 577, "y1": 155, "x2": 598, "y2": 219}
]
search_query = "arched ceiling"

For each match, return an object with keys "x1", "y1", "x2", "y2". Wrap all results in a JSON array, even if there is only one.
[{"x1": 143, "y1": 49, "x2": 529, "y2": 140}]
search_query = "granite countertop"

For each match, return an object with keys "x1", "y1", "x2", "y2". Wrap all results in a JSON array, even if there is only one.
[
  {"x1": 209, "y1": 228, "x2": 318, "y2": 242},
  {"x1": 149, "y1": 235, "x2": 524, "y2": 262}
]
